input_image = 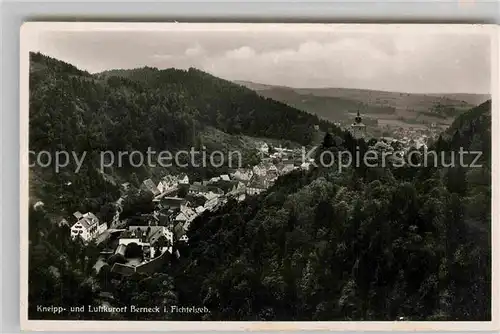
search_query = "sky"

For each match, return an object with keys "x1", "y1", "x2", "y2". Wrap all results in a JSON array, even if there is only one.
[{"x1": 27, "y1": 24, "x2": 492, "y2": 94}]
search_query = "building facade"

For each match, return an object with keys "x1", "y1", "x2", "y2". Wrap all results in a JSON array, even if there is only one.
[
  {"x1": 70, "y1": 212, "x2": 107, "y2": 242},
  {"x1": 350, "y1": 111, "x2": 366, "y2": 139}
]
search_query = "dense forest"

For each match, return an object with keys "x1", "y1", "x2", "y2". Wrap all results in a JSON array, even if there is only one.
[
  {"x1": 170, "y1": 101, "x2": 491, "y2": 321},
  {"x1": 28, "y1": 52, "x2": 491, "y2": 321}
]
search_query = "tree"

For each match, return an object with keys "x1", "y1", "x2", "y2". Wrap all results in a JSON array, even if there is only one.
[
  {"x1": 121, "y1": 192, "x2": 154, "y2": 218},
  {"x1": 125, "y1": 242, "x2": 144, "y2": 259},
  {"x1": 177, "y1": 186, "x2": 189, "y2": 198},
  {"x1": 322, "y1": 133, "x2": 335, "y2": 148},
  {"x1": 99, "y1": 203, "x2": 116, "y2": 224}
]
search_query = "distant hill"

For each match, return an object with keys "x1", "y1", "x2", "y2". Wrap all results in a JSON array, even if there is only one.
[
  {"x1": 97, "y1": 68, "x2": 337, "y2": 144},
  {"x1": 427, "y1": 93, "x2": 490, "y2": 106},
  {"x1": 235, "y1": 80, "x2": 490, "y2": 128}
]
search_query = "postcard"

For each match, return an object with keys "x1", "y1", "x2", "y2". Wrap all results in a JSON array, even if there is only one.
[{"x1": 20, "y1": 22, "x2": 499, "y2": 331}]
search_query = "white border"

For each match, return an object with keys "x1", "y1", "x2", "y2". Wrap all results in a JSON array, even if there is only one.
[{"x1": 19, "y1": 22, "x2": 500, "y2": 332}]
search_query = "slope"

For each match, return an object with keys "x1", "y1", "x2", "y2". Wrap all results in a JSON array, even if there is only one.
[
  {"x1": 29, "y1": 53, "x2": 336, "y2": 217},
  {"x1": 170, "y1": 102, "x2": 491, "y2": 321}
]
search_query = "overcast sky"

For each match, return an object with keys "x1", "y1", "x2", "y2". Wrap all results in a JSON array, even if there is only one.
[{"x1": 28, "y1": 25, "x2": 491, "y2": 94}]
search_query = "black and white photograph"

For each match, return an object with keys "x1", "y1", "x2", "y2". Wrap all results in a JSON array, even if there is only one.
[{"x1": 20, "y1": 23, "x2": 497, "y2": 330}]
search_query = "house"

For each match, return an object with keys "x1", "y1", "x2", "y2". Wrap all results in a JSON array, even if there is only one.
[
  {"x1": 153, "y1": 196, "x2": 186, "y2": 210},
  {"x1": 157, "y1": 179, "x2": 178, "y2": 194},
  {"x1": 121, "y1": 226, "x2": 174, "y2": 251},
  {"x1": 70, "y1": 212, "x2": 107, "y2": 242},
  {"x1": 208, "y1": 186, "x2": 224, "y2": 196},
  {"x1": 267, "y1": 165, "x2": 279, "y2": 180},
  {"x1": 111, "y1": 251, "x2": 165, "y2": 276},
  {"x1": 228, "y1": 181, "x2": 246, "y2": 196},
  {"x1": 144, "y1": 227, "x2": 173, "y2": 248},
  {"x1": 246, "y1": 176, "x2": 268, "y2": 195},
  {"x1": 270, "y1": 152, "x2": 280, "y2": 159},
  {"x1": 209, "y1": 176, "x2": 221, "y2": 183},
  {"x1": 177, "y1": 173, "x2": 189, "y2": 185},
  {"x1": 258, "y1": 142, "x2": 269, "y2": 154},
  {"x1": 293, "y1": 157, "x2": 304, "y2": 167},
  {"x1": 267, "y1": 169, "x2": 279, "y2": 182},
  {"x1": 141, "y1": 178, "x2": 160, "y2": 196},
  {"x1": 301, "y1": 162, "x2": 311, "y2": 171},
  {"x1": 204, "y1": 197, "x2": 221, "y2": 211},
  {"x1": 230, "y1": 168, "x2": 253, "y2": 182},
  {"x1": 174, "y1": 223, "x2": 190, "y2": 243},
  {"x1": 175, "y1": 205, "x2": 197, "y2": 225},
  {"x1": 195, "y1": 206, "x2": 206, "y2": 215},
  {"x1": 189, "y1": 184, "x2": 223, "y2": 197},
  {"x1": 252, "y1": 164, "x2": 267, "y2": 177},
  {"x1": 203, "y1": 191, "x2": 222, "y2": 202},
  {"x1": 381, "y1": 137, "x2": 396, "y2": 143},
  {"x1": 189, "y1": 184, "x2": 209, "y2": 195},
  {"x1": 371, "y1": 140, "x2": 393, "y2": 152},
  {"x1": 210, "y1": 180, "x2": 237, "y2": 194},
  {"x1": 157, "y1": 175, "x2": 180, "y2": 193},
  {"x1": 276, "y1": 162, "x2": 295, "y2": 175},
  {"x1": 115, "y1": 244, "x2": 127, "y2": 256}
]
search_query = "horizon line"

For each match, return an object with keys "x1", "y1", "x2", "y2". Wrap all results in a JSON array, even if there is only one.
[{"x1": 31, "y1": 51, "x2": 491, "y2": 97}]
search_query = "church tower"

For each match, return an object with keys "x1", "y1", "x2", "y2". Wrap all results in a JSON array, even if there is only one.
[{"x1": 350, "y1": 111, "x2": 366, "y2": 139}]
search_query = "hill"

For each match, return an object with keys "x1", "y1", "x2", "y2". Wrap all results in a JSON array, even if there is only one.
[
  {"x1": 235, "y1": 80, "x2": 489, "y2": 129},
  {"x1": 97, "y1": 68, "x2": 336, "y2": 144},
  {"x1": 29, "y1": 53, "x2": 336, "y2": 217},
  {"x1": 441, "y1": 99, "x2": 491, "y2": 164}
]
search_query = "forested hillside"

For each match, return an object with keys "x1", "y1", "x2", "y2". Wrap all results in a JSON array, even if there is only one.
[
  {"x1": 444, "y1": 100, "x2": 491, "y2": 157},
  {"x1": 29, "y1": 52, "x2": 335, "y2": 217},
  {"x1": 98, "y1": 67, "x2": 335, "y2": 144},
  {"x1": 171, "y1": 102, "x2": 491, "y2": 321}
]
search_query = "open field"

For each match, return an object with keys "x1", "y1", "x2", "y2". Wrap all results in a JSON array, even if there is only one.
[{"x1": 235, "y1": 80, "x2": 490, "y2": 130}]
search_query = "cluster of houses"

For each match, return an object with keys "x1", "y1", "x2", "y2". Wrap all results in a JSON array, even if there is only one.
[
  {"x1": 378, "y1": 135, "x2": 428, "y2": 152},
  {"x1": 69, "y1": 143, "x2": 313, "y2": 276}
]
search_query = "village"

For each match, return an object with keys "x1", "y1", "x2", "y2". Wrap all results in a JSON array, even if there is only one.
[
  {"x1": 59, "y1": 112, "x2": 431, "y2": 279},
  {"x1": 64, "y1": 142, "x2": 315, "y2": 277}
]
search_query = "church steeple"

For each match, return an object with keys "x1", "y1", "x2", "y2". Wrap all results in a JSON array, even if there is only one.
[
  {"x1": 350, "y1": 110, "x2": 366, "y2": 139},
  {"x1": 354, "y1": 110, "x2": 362, "y2": 124}
]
